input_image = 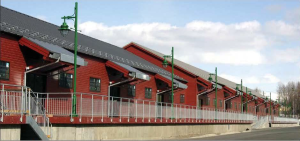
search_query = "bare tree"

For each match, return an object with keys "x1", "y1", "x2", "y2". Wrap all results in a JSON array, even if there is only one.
[{"x1": 276, "y1": 81, "x2": 300, "y2": 118}]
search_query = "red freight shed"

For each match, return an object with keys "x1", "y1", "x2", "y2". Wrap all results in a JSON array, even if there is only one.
[{"x1": 0, "y1": 6, "x2": 188, "y2": 108}]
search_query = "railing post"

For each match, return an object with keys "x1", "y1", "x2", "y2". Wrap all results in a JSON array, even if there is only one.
[
  {"x1": 101, "y1": 96, "x2": 104, "y2": 122},
  {"x1": 1, "y1": 84, "x2": 4, "y2": 122},
  {"x1": 20, "y1": 86, "x2": 24, "y2": 122},
  {"x1": 29, "y1": 89, "x2": 32, "y2": 116},
  {"x1": 142, "y1": 100, "x2": 144, "y2": 122},
  {"x1": 176, "y1": 104, "x2": 178, "y2": 122},
  {"x1": 154, "y1": 102, "x2": 157, "y2": 122},
  {"x1": 119, "y1": 98, "x2": 123, "y2": 122},
  {"x1": 128, "y1": 99, "x2": 130, "y2": 122},
  {"x1": 166, "y1": 103, "x2": 168, "y2": 122},
  {"x1": 70, "y1": 93, "x2": 73, "y2": 122},
  {"x1": 47, "y1": 93, "x2": 49, "y2": 114},
  {"x1": 91, "y1": 95, "x2": 94, "y2": 122},
  {"x1": 111, "y1": 97, "x2": 114, "y2": 122},
  {"x1": 180, "y1": 105, "x2": 182, "y2": 122},
  {"x1": 148, "y1": 101, "x2": 150, "y2": 122},
  {"x1": 160, "y1": 102, "x2": 162, "y2": 122},
  {"x1": 135, "y1": 99, "x2": 137, "y2": 122},
  {"x1": 79, "y1": 93, "x2": 82, "y2": 122}
]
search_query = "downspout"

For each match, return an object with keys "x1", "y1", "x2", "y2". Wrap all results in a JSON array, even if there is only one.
[
  {"x1": 255, "y1": 101, "x2": 268, "y2": 115},
  {"x1": 156, "y1": 88, "x2": 172, "y2": 102},
  {"x1": 224, "y1": 94, "x2": 239, "y2": 110},
  {"x1": 196, "y1": 89, "x2": 212, "y2": 109},
  {"x1": 107, "y1": 76, "x2": 136, "y2": 117},
  {"x1": 24, "y1": 58, "x2": 60, "y2": 86}
]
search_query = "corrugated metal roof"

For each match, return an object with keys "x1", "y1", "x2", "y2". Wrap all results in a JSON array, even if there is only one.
[
  {"x1": 130, "y1": 42, "x2": 265, "y2": 98},
  {"x1": 113, "y1": 61, "x2": 150, "y2": 81},
  {"x1": 0, "y1": 6, "x2": 186, "y2": 82},
  {"x1": 160, "y1": 74, "x2": 188, "y2": 89},
  {"x1": 25, "y1": 37, "x2": 86, "y2": 66}
]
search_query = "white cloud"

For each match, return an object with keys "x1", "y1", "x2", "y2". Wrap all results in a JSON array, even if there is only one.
[
  {"x1": 78, "y1": 20, "x2": 300, "y2": 66},
  {"x1": 219, "y1": 74, "x2": 240, "y2": 84},
  {"x1": 270, "y1": 48, "x2": 300, "y2": 63},
  {"x1": 79, "y1": 20, "x2": 269, "y2": 65},
  {"x1": 265, "y1": 21, "x2": 300, "y2": 38},
  {"x1": 219, "y1": 73, "x2": 280, "y2": 85},
  {"x1": 262, "y1": 74, "x2": 280, "y2": 83},
  {"x1": 200, "y1": 50, "x2": 265, "y2": 65}
]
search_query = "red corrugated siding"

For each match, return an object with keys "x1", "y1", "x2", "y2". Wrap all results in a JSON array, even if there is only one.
[
  {"x1": 0, "y1": 33, "x2": 25, "y2": 86},
  {"x1": 46, "y1": 54, "x2": 109, "y2": 96},
  {"x1": 119, "y1": 73, "x2": 157, "y2": 101},
  {"x1": 125, "y1": 46, "x2": 197, "y2": 106}
]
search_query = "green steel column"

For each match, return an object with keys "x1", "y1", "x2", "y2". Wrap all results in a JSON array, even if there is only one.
[
  {"x1": 241, "y1": 79, "x2": 243, "y2": 113},
  {"x1": 215, "y1": 67, "x2": 217, "y2": 120},
  {"x1": 72, "y1": 2, "x2": 78, "y2": 116},
  {"x1": 171, "y1": 47, "x2": 174, "y2": 119}
]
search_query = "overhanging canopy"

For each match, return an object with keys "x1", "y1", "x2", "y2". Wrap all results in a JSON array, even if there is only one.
[
  {"x1": 19, "y1": 37, "x2": 87, "y2": 66},
  {"x1": 106, "y1": 61, "x2": 150, "y2": 81},
  {"x1": 155, "y1": 74, "x2": 187, "y2": 89}
]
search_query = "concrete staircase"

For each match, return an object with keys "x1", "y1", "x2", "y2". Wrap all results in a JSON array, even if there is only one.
[
  {"x1": 252, "y1": 116, "x2": 269, "y2": 129},
  {"x1": 22, "y1": 116, "x2": 49, "y2": 140}
]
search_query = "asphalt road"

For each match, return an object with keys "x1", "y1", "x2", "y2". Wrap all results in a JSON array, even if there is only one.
[
  {"x1": 164, "y1": 126, "x2": 300, "y2": 140},
  {"x1": 187, "y1": 126, "x2": 300, "y2": 140}
]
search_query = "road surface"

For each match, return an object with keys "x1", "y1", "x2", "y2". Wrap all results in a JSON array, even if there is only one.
[
  {"x1": 188, "y1": 126, "x2": 300, "y2": 140},
  {"x1": 165, "y1": 126, "x2": 300, "y2": 140}
]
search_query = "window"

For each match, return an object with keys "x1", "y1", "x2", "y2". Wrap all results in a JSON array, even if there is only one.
[
  {"x1": 90, "y1": 77, "x2": 101, "y2": 92},
  {"x1": 230, "y1": 102, "x2": 233, "y2": 109},
  {"x1": 59, "y1": 73, "x2": 73, "y2": 88},
  {"x1": 220, "y1": 100, "x2": 223, "y2": 107},
  {"x1": 207, "y1": 97, "x2": 210, "y2": 105},
  {"x1": 145, "y1": 87, "x2": 152, "y2": 99},
  {"x1": 128, "y1": 85, "x2": 136, "y2": 96},
  {"x1": 180, "y1": 94, "x2": 185, "y2": 103},
  {"x1": 0, "y1": 61, "x2": 9, "y2": 80}
]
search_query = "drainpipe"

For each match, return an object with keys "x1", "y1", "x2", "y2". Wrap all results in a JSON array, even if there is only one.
[
  {"x1": 107, "y1": 76, "x2": 135, "y2": 117},
  {"x1": 24, "y1": 58, "x2": 60, "y2": 86},
  {"x1": 224, "y1": 94, "x2": 239, "y2": 110},
  {"x1": 196, "y1": 89, "x2": 212, "y2": 109},
  {"x1": 255, "y1": 101, "x2": 268, "y2": 115},
  {"x1": 156, "y1": 88, "x2": 172, "y2": 102}
]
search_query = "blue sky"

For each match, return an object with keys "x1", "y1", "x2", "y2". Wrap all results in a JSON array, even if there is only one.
[{"x1": 2, "y1": 0, "x2": 300, "y2": 100}]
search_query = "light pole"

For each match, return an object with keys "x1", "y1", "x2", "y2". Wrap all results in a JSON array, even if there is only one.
[
  {"x1": 58, "y1": 2, "x2": 78, "y2": 116},
  {"x1": 208, "y1": 67, "x2": 218, "y2": 120},
  {"x1": 162, "y1": 47, "x2": 174, "y2": 119},
  {"x1": 240, "y1": 80, "x2": 243, "y2": 113}
]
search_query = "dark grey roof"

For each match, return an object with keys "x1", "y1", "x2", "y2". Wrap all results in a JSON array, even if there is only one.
[
  {"x1": 0, "y1": 6, "x2": 186, "y2": 82},
  {"x1": 113, "y1": 61, "x2": 150, "y2": 81},
  {"x1": 160, "y1": 74, "x2": 187, "y2": 89},
  {"x1": 25, "y1": 37, "x2": 86, "y2": 66}
]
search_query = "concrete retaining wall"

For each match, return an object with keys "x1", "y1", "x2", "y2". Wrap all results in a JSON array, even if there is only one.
[
  {"x1": 50, "y1": 124, "x2": 251, "y2": 140},
  {"x1": 272, "y1": 123, "x2": 299, "y2": 128},
  {"x1": 0, "y1": 125, "x2": 21, "y2": 140}
]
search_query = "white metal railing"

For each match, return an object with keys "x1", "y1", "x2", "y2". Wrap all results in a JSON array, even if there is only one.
[
  {"x1": 33, "y1": 92, "x2": 257, "y2": 123},
  {"x1": 273, "y1": 116, "x2": 299, "y2": 123},
  {"x1": 0, "y1": 83, "x2": 298, "y2": 126},
  {"x1": 0, "y1": 84, "x2": 52, "y2": 139}
]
